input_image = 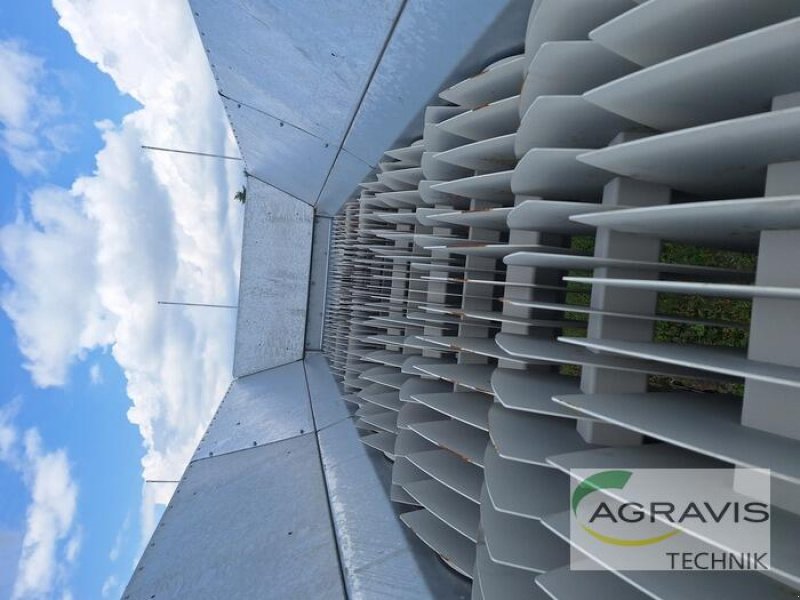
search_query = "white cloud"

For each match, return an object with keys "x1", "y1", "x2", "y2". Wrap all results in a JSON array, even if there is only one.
[
  {"x1": 0, "y1": 404, "x2": 80, "y2": 600},
  {"x1": 0, "y1": 40, "x2": 73, "y2": 175},
  {"x1": 0, "y1": 399, "x2": 21, "y2": 462},
  {"x1": 100, "y1": 575, "x2": 118, "y2": 599},
  {"x1": 88, "y1": 363, "x2": 103, "y2": 385},
  {"x1": 108, "y1": 513, "x2": 129, "y2": 563},
  {"x1": 0, "y1": 0, "x2": 245, "y2": 562},
  {"x1": 1, "y1": 186, "x2": 112, "y2": 387}
]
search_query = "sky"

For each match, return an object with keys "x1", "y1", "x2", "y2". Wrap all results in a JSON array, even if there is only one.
[{"x1": 0, "y1": 1, "x2": 245, "y2": 598}]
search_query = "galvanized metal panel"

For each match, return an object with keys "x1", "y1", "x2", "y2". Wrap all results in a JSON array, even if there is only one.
[
  {"x1": 190, "y1": 0, "x2": 402, "y2": 141},
  {"x1": 306, "y1": 218, "x2": 333, "y2": 350},
  {"x1": 317, "y1": 150, "x2": 375, "y2": 216},
  {"x1": 304, "y1": 352, "x2": 353, "y2": 430},
  {"x1": 233, "y1": 177, "x2": 313, "y2": 377},
  {"x1": 124, "y1": 435, "x2": 346, "y2": 600},
  {"x1": 192, "y1": 361, "x2": 312, "y2": 461},
  {"x1": 221, "y1": 97, "x2": 336, "y2": 204},
  {"x1": 340, "y1": 0, "x2": 532, "y2": 200},
  {"x1": 317, "y1": 416, "x2": 472, "y2": 599}
]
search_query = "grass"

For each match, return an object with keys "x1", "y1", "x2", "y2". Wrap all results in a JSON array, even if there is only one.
[
  {"x1": 555, "y1": 240, "x2": 756, "y2": 395},
  {"x1": 651, "y1": 243, "x2": 755, "y2": 396}
]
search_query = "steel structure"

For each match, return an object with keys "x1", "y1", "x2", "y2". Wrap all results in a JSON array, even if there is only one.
[{"x1": 126, "y1": 1, "x2": 800, "y2": 599}]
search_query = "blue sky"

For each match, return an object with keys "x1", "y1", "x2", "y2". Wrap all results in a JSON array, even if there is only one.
[{"x1": 0, "y1": 2, "x2": 244, "y2": 598}]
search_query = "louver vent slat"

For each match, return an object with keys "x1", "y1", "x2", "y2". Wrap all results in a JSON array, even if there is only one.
[
  {"x1": 475, "y1": 543, "x2": 540, "y2": 600},
  {"x1": 405, "y1": 479, "x2": 481, "y2": 543},
  {"x1": 481, "y1": 487, "x2": 568, "y2": 574},
  {"x1": 407, "y1": 449, "x2": 483, "y2": 504},
  {"x1": 554, "y1": 392, "x2": 800, "y2": 485},
  {"x1": 541, "y1": 510, "x2": 792, "y2": 599},
  {"x1": 587, "y1": 16, "x2": 800, "y2": 128},
  {"x1": 400, "y1": 509, "x2": 476, "y2": 578},
  {"x1": 536, "y1": 564, "x2": 648, "y2": 600}
]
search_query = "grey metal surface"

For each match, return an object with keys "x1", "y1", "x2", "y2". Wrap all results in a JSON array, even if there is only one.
[
  {"x1": 577, "y1": 106, "x2": 800, "y2": 197},
  {"x1": 586, "y1": 15, "x2": 800, "y2": 129},
  {"x1": 481, "y1": 487, "x2": 568, "y2": 573},
  {"x1": 588, "y1": 0, "x2": 800, "y2": 67},
  {"x1": 190, "y1": 0, "x2": 401, "y2": 204},
  {"x1": 536, "y1": 565, "x2": 647, "y2": 600},
  {"x1": 553, "y1": 392, "x2": 800, "y2": 485},
  {"x1": 318, "y1": 419, "x2": 471, "y2": 599},
  {"x1": 313, "y1": 360, "x2": 472, "y2": 600},
  {"x1": 316, "y1": 150, "x2": 375, "y2": 217},
  {"x1": 304, "y1": 351, "x2": 352, "y2": 430},
  {"x1": 193, "y1": 0, "x2": 535, "y2": 215},
  {"x1": 319, "y1": 0, "x2": 534, "y2": 214},
  {"x1": 192, "y1": 361, "x2": 312, "y2": 461},
  {"x1": 571, "y1": 195, "x2": 800, "y2": 251},
  {"x1": 233, "y1": 177, "x2": 313, "y2": 377},
  {"x1": 124, "y1": 434, "x2": 346, "y2": 600},
  {"x1": 306, "y1": 217, "x2": 333, "y2": 351},
  {"x1": 220, "y1": 97, "x2": 336, "y2": 205},
  {"x1": 560, "y1": 336, "x2": 800, "y2": 388},
  {"x1": 542, "y1": 510, "x2": 793, "y2": 600}
]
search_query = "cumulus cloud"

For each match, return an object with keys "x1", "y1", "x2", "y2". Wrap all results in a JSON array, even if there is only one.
[
  {"x1": 0, "y1": 403, "x2": 81, "y2": 600},
  {"x1": 1, "y1": 186, "x2": 111, "y2": 386},
  {"x1": 0, "y1": 40, "x2": 73, "y2": 175},
  {"x1": 0, "y1": 0, "x2": 244, "y2": 556}
]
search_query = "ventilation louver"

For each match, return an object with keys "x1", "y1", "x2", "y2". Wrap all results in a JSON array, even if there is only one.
[{"x1": 323, "y1": 1, "x2": 800, "y2": 597}]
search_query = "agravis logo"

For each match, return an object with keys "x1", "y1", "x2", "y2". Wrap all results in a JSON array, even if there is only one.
[
  {"x1": 569, "y1": 468, "x2": 772, "y2": 571},
  {"x1": 571, "y1": 470, "x2": 680, "y2": 547}
]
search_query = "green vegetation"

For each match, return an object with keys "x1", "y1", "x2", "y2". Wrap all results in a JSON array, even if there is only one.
[
  {"x1": 234, "y1": 185, "x2": 247, "y2": 204},
  {"x1": 651, "y1": 242, "x2": 755, "y2": 396},
  {"x1": 555, "y1": 240, "x2": 756, "y2": 395}
]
